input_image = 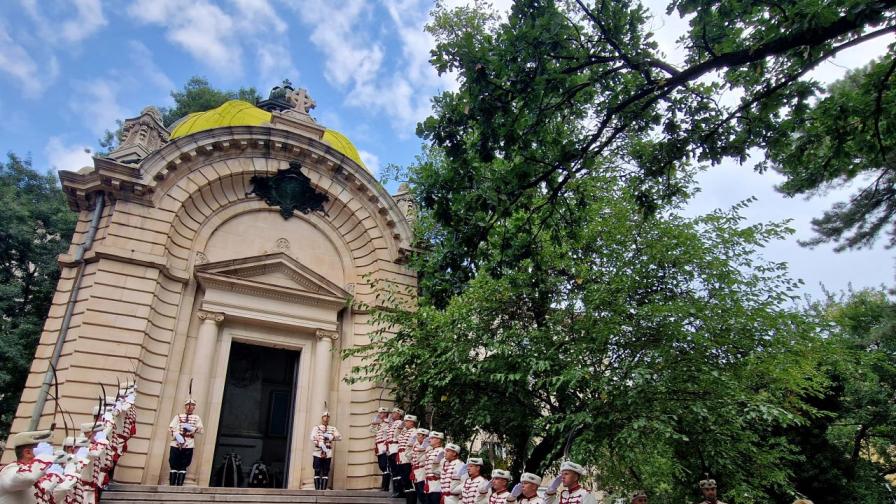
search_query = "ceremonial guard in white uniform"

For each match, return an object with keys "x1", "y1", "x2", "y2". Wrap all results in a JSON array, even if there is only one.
[
  {"x1": 79, "y1": 422, "x2": 106, "y2": 504},
  {"x1": 309, "y1": 411, "x2": 342, "y2": 490},
  {"x1": 60, "y1": 436, "x2": 90, "y2": 504},
  {"x1": 0, "y1": 430, "x2": 72, "y2": 504},
  {"x1": 543, "y1": 461, "x2": 596, "y2": 504},
  {"x1": 486, "y1": 469, "x2": 511, "y2": 504},
  {"x1": 696, "y1": 479, "x2": 726, "y2": 504},
  {"x1": 411, "y1": 428, "x2": 430, "y2": 504},
  {"x1": 439, "y1": 443, "x2": 463, "y2": 504},
  {"x1": 167, "y1": 399, "x2": 204, "y2": 486},
  {"x1": 423, "y1": 432, "x2": 446, "y2": 504},
  {"x1": 454, "y1": 457, "x2": 486, "y2": 504},
  {"x1": 370, "y1": 407, "x2": 391, "y2": 491},
  {"x1": 386, "y1": 407, "x2": 405, "y2": 496},
  {"x1": 507, "y1": 472, "x2": 544, "y2": 504},
  {"x1": 395, "y1": 414, "x2": 418, "y2": 503}
]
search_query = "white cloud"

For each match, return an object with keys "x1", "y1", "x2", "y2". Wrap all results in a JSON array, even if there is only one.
[
  {"x1": 45, "y1": 137, "x2": 94, "y2": 172},
  {"x1": 257, "y1": 44, "x2": 300, "y2": 92},
  {"x1": 290, "y1": 1, "x2": 458, "y2": 133},
  {"x1": 61, "y1": 0, "x2": 107, "y2": 43},
  {"x1": 127, "y1": 0, "x2": 297, "y2": 84},
  {"x1": 358, "y1": 149, "x2": 381, "y2": 176},
  {"x1": 19, "y1": 0, "x2": 107, "y2": 44},
  {"x1": 69, "y1": 80, "x2": 127, "y2": 136},
  {"x1": 0, "y1": 24, "x2": 43, "y2": 96},
  {"x1": 232, "y1": 0, "x2": 287, "y2": 33},
  {"x1": 128, "y1": 0, "x2": 243, "y2": 74},
  {"x1": 128, "y1": 41, "x2": 175, "y2": 91}
]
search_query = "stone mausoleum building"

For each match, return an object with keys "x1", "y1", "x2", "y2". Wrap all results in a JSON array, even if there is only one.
[{"x1": 0, "y1": 85, "x2": 416, "y2": 491}]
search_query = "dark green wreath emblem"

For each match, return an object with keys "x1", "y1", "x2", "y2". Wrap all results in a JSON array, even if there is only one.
[{"x1": 248, "y1": 161, "x2": 329, "y2": 219}]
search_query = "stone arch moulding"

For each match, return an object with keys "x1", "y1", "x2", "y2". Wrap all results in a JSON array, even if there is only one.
[{"x1": 135, "y1": 126, "x2": 412, "y2": 276}]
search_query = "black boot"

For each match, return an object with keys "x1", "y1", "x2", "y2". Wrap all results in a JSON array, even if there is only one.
[
  {"x1": 404, "y1": 489, "x2": 416, "y2": 504},
  {"x1": 176, "y1": 471, "x2": 186, "y2": 486},
  {"x1": 322, "y1": 477, "x2": 329, "y2": 490},
  {"x1": 169, "y1": 471, "x2": 177, "y2": 486},
  {"x1": 391, "y1": 477, "x2": 403, "y2": 498},
  {"x1": 314, "y1": 477, "x2": 321, "y2": 490},
  {"x1": 381, "y1": 473, "x2": 391, "y2": 491}
]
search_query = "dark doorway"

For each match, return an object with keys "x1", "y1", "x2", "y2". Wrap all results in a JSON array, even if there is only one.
[{"x1": 210, "y1": 342, "x2": 299, "y2": 489}]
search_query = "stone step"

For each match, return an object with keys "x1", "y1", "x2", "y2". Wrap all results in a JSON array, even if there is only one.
[{"x1": 101, "y1": 484, "x2": 398, "y2": 504}]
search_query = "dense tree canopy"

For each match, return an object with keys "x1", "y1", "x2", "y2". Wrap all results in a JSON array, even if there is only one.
[
  {"x1": 0, "y1": 154, "x2": 76, "y2": 438},
  {"x1": 418, "y1": 0, "x2": 896, "y2": 262},
  {"x1": 347, "y1": 148, "x2": 831, "y2": 501},
  {"x1": 346, "y1": 0, "x2": 896, "y2": 502}
]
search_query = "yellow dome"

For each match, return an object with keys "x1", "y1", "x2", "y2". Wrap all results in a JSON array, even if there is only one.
[
  {"x1": 169, "y1": 100, "x2": 272, "y2": 139},
  {"x1": 168, "y1": 100, "x2": 367, "y2": 171},
  {"x1": 322, "y1": 129, "x2": 366, "y2": 170}
]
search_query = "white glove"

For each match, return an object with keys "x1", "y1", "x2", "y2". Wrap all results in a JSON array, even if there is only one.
[
  {"x1": 423, "y1": 438, "x2": 431, "y2": 448},
  {"x1": 456, "y1": 463, "x2": 467, "y2": 477},
  {"x1": 181, "y1": 424, "x2": 195, "y2": 432},
  {"x1": 478, "y1": 479, "x2": 492, "y2": 493},
  {"x1": 76, "y1": 447, "x2": 89, "y2": 459},
  {"x1": 174, "y1": 433, "x2": 185, "y2": 445},
  {"x1": 324, "y1": 433, "x2": 334, "y2": 440},
  {"x1": 511, "y1": 483, "x2": 523, "y2": 498},
  {"x1": 126, "y1": 393, "x2": 136, "y2": 404},
  {"x1": 94, "y1": 431, "x2": 107, "y2": 442},
  {"x1": 33, "y1": 443, "x2": 53, "y2": 456},
  {"x1": 47, "y1": 464, "x2": 64, "y2": 475},
  {"x1": 436, "y1": 451, "x2": 445, "y2": 462},
  {"x1": 547, "y1": 475, "x2": 562, "y2": 492},
  {"x1": 103, "y1": 412, "x2": 113, "y2": 422}
]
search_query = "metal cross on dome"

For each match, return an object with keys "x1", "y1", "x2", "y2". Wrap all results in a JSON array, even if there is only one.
[{"x1": 286, "y1": 87, "x2": 316, "y2": 114}]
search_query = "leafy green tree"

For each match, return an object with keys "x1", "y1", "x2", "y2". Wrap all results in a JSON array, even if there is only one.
[
  {"x1": 419, "y1": 0, "x2": 896, "y2": 260},
  {"x1": 160, "y1": 76, "x2": 261, "y2": 126},
  {"x1": 347, "y1": 148, "x2": 827, "y2": 502},
  {"x1": 764, "y1": 288, "x2": 896, "y2": 504},
  {"x1": 768, "y1": 58, "x2": 896, "y2": 251},
  {"x1": 0, "y1": 154, "x2": 77, "y2": 438}
]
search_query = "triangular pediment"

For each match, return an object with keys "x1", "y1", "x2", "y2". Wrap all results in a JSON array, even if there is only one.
[{"x1": 195, "y1": 252, "x2": 350, "y2": 307}]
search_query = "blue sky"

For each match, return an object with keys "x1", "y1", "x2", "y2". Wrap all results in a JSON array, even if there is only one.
[{"x1": 0, "y1": 0, "x2": 891, "y2": 300}]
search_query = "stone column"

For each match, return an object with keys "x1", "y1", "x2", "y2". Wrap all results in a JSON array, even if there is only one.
[
  {"x1": 311, "y1": 329, "x2": 339, "y2": 415},
  {"x1": 186, "y1": 310, "x2": 223, "y2": 485}
]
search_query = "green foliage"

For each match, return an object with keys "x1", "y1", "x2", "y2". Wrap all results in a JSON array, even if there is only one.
[
  {"x1": 419, "y1": 0, "x2": 896, "y2": 259},
  {"x1": 346, "y1": 147, "x2": 829, "y2": 502},
  {"x1": 161, "y1": 76, "x2": 262, "y2": 127},
  {"x1": 766, "y1": 56, "x2": 896, "y2": 251},
  {"x1": 810, "y1": 288, "x2": 896, "y2": 502},
  {"x1": 0, "y1": 154, "x2": 77, "y2": 438},
  {"x1": 346, "y1": 2, "x2": 896, "y2": 500}
]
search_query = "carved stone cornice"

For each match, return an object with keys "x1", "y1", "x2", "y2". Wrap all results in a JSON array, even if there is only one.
[
  {"x1": 58, "y1": 156, "x2": 154, "y2": 211},
  {"x1": 197, "y1": 310, "x2": 225, "y2": 323}
]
